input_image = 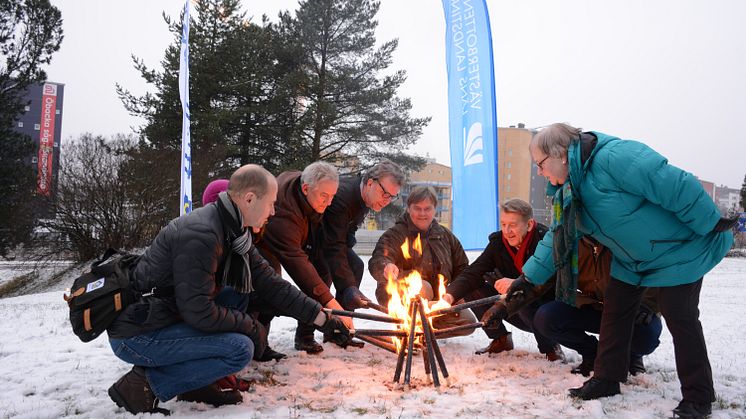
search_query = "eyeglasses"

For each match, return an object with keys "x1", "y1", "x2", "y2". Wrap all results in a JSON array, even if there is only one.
[
  {"x1": 374, "y1": 178, "x2": 399, "y2": 200},
  {"x1": 536, "y1": 155, "x2": 551, "y2": 171}
]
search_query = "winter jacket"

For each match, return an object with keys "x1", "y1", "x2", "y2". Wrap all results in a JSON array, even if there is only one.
[
  {"x1": 320, "y1": 175, "x2": 370, "y2": 292},
  {"x1": 108, "y1": 202, "x2": 322, "y2": 339},
  {"x1": 257, "y1": 171, "x2": 333, "y2": 305},
  {"x1": 369, "y1": 212, "x2": 469, "y2": 305},
  {"x1": 523, "y1": 132, "x2": 733, "y2": 287},
  {"x1": 446, "y1": 223, "x2": 551, "y2": 303}
]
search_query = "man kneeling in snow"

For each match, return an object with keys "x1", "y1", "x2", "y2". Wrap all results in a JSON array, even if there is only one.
[{"x1": 106, "y1": 164, "x2": 351, "y2": 415}]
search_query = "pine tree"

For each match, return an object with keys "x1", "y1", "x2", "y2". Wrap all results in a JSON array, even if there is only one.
[{"x1": 739, "y1": 173, "x2": 745, "y2": 212}]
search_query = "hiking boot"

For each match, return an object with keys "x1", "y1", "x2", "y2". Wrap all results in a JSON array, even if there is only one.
[
  {"x1": 294, "y1": 330, "x2": 324, "y2": 354},
  {"x1": 628, "y1": 355, "x2": 646, "y2": 376},
  {"x1": 568, "y1": 377, "x2": 621, "y2": 400},
  {"x1": 177, "y1": 382, "x2": 242, "y2": 407},
  {"x1": 255, "y1": 346, "x2": 288, "y2": 362},
  {"x1": 108, "y1": 366, "x2": 170, "y2": 415},
  {"x1": 543, "y1": 344, "x2": 565, "y2": 362},
  {"x1": 475, "y1": 333, "x2": 514, "y2": 355},
  {"x1": 570, "y1": 356, "x2": 595, "y2": 377},
  {"x1": 672, "y1": 400, "x2": 712, "y2": 418}
]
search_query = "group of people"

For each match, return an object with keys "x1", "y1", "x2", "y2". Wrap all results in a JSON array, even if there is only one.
[{"x1": 104, "y1": 123, "x2": 736, "y2": 419}]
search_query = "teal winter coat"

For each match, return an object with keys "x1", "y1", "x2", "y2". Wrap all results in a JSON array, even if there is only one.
[{"x1": 523, "y1": 132, "x2": 733, "y2": 287}]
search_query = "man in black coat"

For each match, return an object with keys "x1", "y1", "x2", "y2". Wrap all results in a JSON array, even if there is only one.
[
  {"x1": 106, "y1": 165, "x2": 351, "y2": 415},
  {"x1": 319, "y1": 159, "x2": 405, "y2": 314},
  {"x1": 442, "y1": 199, "x2": 562, "y2": 360}
]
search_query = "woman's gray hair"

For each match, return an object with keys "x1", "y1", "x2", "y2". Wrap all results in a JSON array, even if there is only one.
[
  {"x1": 362, "y1": 159, "x2": 406, "y2": 186},
  {"x1": 407, "y1": 185, "x2": 438, "y2": 208},
  {"x1": 301, "y1": 161, "x2": 339, "y2": 187},
  {"x1": 500, "y1": 198, "x2": 533, "y2": 221},
  {"x1": 531, "y1": 123, "x2": 582, "y2": 158}
]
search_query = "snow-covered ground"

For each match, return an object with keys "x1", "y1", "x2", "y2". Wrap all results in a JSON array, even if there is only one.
[{"x1": 1, "y1": 255, "x2": 745, "y2": 418}]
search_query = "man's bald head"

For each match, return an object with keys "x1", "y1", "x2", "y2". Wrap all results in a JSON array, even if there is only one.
[{"x1": 228, "y1": 164, "x2": 274, "y2": 198}]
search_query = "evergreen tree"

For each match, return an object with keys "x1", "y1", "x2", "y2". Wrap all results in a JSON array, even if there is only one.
[
  {"x1": 282, "y1": 0, "x2": 430, "y2": 170},
  {"x1": 0, "y1": 0, "x2": 63, "y2": 255},
  {"x1": 740, "y1": 173, "x2": 745, "y2": 211}
]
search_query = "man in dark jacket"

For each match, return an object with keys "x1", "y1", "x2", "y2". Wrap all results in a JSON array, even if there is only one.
[
  {"x1": 257, "y1": 161, "x2": 352, "y2": 354},
  {"x1": 442, "y1": 199, "x2": 562, "y2": 360},
  {"x1": 320, "y1": 159, "x2": 405, "y2": 313},
  {"x1": 106, "y1": 164, "x2": 350, "y2": 415},
  {"x1": 533, "y1": 237, "x2": 662, "y2": 377},
  {"x1": 369, "y1": 185, "x2": 477, "y2": 335}
]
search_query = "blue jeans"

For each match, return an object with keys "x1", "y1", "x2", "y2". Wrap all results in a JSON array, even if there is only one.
[
  {"x1": 109, "y1": 287, "x2": 254, "y2": 401},
  {"x1": 533, "y1": 300, "x2": 662, "y2": 360}
]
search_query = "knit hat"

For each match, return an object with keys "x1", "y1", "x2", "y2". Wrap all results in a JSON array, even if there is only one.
[{"x1": 202, "y1": 179, "x2": 229, "y2": 205}]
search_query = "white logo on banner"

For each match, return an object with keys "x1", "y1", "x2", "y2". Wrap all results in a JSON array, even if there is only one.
[
  {"x1": 43, "y1": 83, "x2": 57, "y2": 96},
  {"x1": 464, "y1": 122, "x2": 484, "y2": 166}
]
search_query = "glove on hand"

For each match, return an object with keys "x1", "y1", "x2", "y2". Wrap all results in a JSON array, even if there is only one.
[
  {"x1": 713, "y1": 215, "x2": 739, "y2": 232},
  {"x1": 247, "y1": 322, "x2": 268, "y2": 360},
  {"x1": 482, "y1": 269, "x2": 504, "y2": 285},
  {"x1": 505, "y1": 275, "x2": 534, "y2": 303},
  {"x1": 480, "y1": 303, "x2": 509, "y2": 328},
  {"x1": 635, "y1": 305, "x2": 656, "y2": 326},
  {"x1": 319, "y1": 314, "x2": 353, "y2": 348},
  {"x1": 340, "y1": 287, "x2": 372, "y2": 311}
]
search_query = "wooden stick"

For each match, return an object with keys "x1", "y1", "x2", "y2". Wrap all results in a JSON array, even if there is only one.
[
  {"x1": 417, "y1": 298, "x2": 440, "y2": 387},
  {"x1": 427, "y1": 294, "x2": 503, "y2": 317},
  {"x1": 403, "y1": 300, "x2": 419, "y2": 385},
  {"x1": 324, "y1": 308, "x2": 402, "y2": 324},
  {"x1": 363, "y1": 301, "x2": 389, "y2": 314},
  {"x1": 353, "y1": 329, "x2": 409, "y2": 338},
  {"x1": 354, "y1": 334, "x2": 397, "y2": 354},
  {"x1": 433, "y1": 322, "x2": 485, "y2": 338}
]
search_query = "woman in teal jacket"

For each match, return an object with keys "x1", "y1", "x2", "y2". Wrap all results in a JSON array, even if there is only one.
[{"x1": 503, "y1": 123, "x2": 735, "y2": 418}]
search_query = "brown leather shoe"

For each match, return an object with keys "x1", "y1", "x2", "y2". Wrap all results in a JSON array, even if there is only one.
[
  {"x1": 543, "y1": 344, "x2": 565, "y2": 362},
  {"x1": 475, "y1": 333, "x2": 514, "y2": 355},
  {"x1": 108, "y1": 366, "x2": 170, "y2": 415},
  {"x1": 177, "y1": 382, "x2": 242, "y2": 407}
]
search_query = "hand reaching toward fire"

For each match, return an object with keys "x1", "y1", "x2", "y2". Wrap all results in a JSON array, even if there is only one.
[
  {"x1": 383, "y1": 263, "x2": 400, "y2": 280},
  {"x1": 317, "y1": 311, "x2": 353, "y2": 348},
  {"x1": 340, "y1": 286, "x2": 372, "y2": 311},
  {"x1": 494, "y1": 278, "x2": 515, "y2": 295},
  {"x1": 324, "y1": 299, "x2": 354, "y2": 330}
]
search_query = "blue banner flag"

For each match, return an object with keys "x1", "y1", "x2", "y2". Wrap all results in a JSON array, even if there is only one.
[
  {"x1": 441, "y1": 0, "x2": 499, "y2": 250},
  {"x1": 179, "y1": 0, "x2": 193, "y2": 215}
]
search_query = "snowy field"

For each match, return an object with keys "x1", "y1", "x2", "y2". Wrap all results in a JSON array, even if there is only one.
[{"x1": 1, "y1": 255, "x2": 745, "y2": 418}]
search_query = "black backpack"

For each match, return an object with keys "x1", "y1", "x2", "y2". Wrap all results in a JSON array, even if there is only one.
[{"x1": 64, "y1": 249, "x2": 141, "y2": 342}]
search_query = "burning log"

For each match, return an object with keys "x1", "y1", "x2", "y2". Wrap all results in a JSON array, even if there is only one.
[
  {"x1": 403, "y1": 300, "x2": 419, "y2": 386},
  {"x1": 417, "y1": 298, "x2": 441, "y2": 387},
  {"x1": 352, "y1": 329, "x2": 409, "y2": 338},
  {"x1": 323, "y1": 308, "x2": 403, "y2": 324},
  {"x1": 427, "y1": 294, "x2": 503, "y2": 317}
]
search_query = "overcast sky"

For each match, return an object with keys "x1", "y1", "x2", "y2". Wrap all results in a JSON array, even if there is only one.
[{"x1": 46, "y1": 0, "x2": 746, "y2": 188}]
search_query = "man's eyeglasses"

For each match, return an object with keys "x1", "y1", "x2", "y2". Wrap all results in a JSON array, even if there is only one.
[
  {"x1": 536, "y1": 155, "x2": 550, "y2": 171},
  {"x1": 374, "y1": 178, "x2": 399, "y2": 200}
]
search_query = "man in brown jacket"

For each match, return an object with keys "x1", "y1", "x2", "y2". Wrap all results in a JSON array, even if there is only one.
[
  {"x1": 257, "y1": 161, "x2": 353, "y2": 354},
  {"x1": 369, "y1": 185, "x2": 477, "y2": 336}
]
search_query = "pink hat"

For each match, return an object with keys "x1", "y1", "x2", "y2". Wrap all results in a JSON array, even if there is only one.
[{"x1": 202, "y1": 179, "x2": 229, "y2": 205}]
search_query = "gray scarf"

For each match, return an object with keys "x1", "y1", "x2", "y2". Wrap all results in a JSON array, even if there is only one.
[{"x1": 217, "y1": 191, "x2": 254, "y2": 294}]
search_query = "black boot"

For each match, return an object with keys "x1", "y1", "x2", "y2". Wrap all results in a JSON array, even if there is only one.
[
  {"x1": 108, "y1": 366, "x2": 170, "y2": 415},
  {"x1": 294, "y1": 322, "x2": 323, "y2": 354},
  {"x1": 672, "y1": 400, "x2": 712, "y2": 418},
  {"x1": 570, "y1": 356, "x2": 594, "y2": 377},
  {"x1": 628, "y1": 354, "x2": 646, "y2": 375},
  {"x1": 542, "y1": 344, "x2": 565, "y2": 362},
  {"x1": 177, "y1": 382, "x2": 242, "y2": 407},
  {"x1": 568, "y1": 377, "x2": 621, "y2": 400},
  {"x1": 255, "y1": 345, "x2": 288, "y2": 362}
]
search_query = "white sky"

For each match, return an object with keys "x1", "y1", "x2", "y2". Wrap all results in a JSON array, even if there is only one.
[{"x1": 46, "y1": 0, "x2": 746, "y2": 188}]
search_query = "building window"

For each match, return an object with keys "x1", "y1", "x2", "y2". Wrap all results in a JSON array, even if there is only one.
[
  {"x1": 17, "y1": 121, "x2": 23, "y2": 127},
  {"x1": 506, "y1": 162, "x2": 511, "y2": 168},
  {"x1": 507, "y1": 173, "x2": 511, "y2": 180},
  {"x1": 34, "y1": 123, "x2": 40, "y2": 130},
  {"x1": 508, "y1": 149, "x2": 513, "y2": 156},
  {"x1": 506, "y1": 185, "x2": 511, "y2": 192}
]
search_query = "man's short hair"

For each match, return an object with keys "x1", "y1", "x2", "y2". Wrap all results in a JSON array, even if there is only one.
[
  {"x1": 501, "y1": 198, "x2": 533, "y2": 221},
  {"x1": 407, "y1": 185, "x2": 438, "y2": 208},
  {"x1": 301, "y1": 161, "x2": 339, "y2": 187},
  {"x1": 362, "y1": 159, "x2": 405, "y2": 186},
  {"x1": 228, "y1": 164, "x2": 272, "y2": 197}
]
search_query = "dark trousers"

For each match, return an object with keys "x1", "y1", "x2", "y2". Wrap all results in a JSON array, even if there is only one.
[
  {"x1": 595, "y1": 277, "x2": 714, "y2": 404},
  {"x1": 466, "y1": 283, "x2": 558, "y2": 354},
  {"x1": 533, "y1": 300, "x2": 661, "y2": 360}
]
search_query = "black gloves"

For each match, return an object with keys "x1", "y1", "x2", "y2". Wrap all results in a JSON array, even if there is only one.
[
  {"x1": 318, "y1": 313, "x2": 354, "y2": 348},
  {"x1": 482, "y1": 269, "x2": 504, "y2": 285},
  {"x1": 480, "y1": 303, "x2": 509, "y2": 328},
  {"x1": 713, "y1": 215, "x2": 739, "y2": 233},
  {"x1": 247, "y1": 322, "x2": 268, "y2": 360},
  {"x1": 340, "y1": 286, "x2": 372, "y2": 311},
  {"x1": 635, "y1": 305, "x2": 656, "y2": 326},
  {"x1": 505, "y1": 275, "x2": 534, "y2": 303}
]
